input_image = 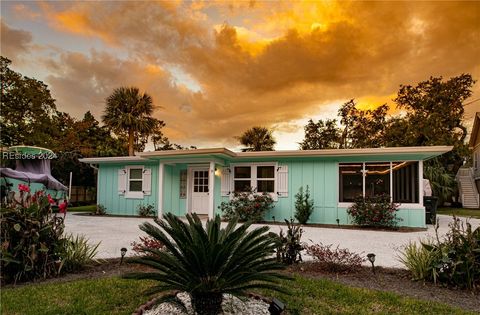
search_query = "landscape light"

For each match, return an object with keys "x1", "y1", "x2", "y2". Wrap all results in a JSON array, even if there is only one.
[
  {"x1": 367, "y1": 253, "x2": 376, "y2": 274},
  {"x1": 120, "y1": 247, "x2": 127, "y2": 265},
  {"x1": 268, "y1": 298, "x2": 285, "y2": 315}
]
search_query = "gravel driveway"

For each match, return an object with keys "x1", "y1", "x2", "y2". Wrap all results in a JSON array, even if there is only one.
[{"x1": 64, "y1": 213, "x2": 480, "y2": 268}]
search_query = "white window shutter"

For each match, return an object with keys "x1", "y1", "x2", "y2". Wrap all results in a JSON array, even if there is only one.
[
  {"x1": 221, "y1": 167, "x2": 232, "y2": 196},
  {"x1": 277, "y1": 165, "x2": 288, "y2": 198},
  {"x1": 118, "y1": 169, "x2": 126, "y2": 195},
  {"x1": 143, "y1": 168, "x2": 152, "y2": 195}
]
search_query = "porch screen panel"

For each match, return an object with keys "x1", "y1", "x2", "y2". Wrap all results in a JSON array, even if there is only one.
[
  {"x1": 339, "y1": 163, "x2": 363, "y2": 202},
  {"x1": 365, "y1": 163, "x2": 390, "y2": 198},
  {"x1": 392, "y1": 161, "x2": 419, "y2": 203}
]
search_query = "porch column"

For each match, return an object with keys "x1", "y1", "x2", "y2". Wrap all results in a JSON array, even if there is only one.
[
  {"x1": 158, "y1": 162, "x2": 164, "y2": 219},
  {"x1": 419, "y1": 160, "x2": 424, "y2": 207},
  {"x1": 208, "y1": 161, "x2": 215, "y2": 219}
]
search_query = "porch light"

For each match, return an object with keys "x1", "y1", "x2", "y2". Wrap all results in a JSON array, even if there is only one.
[
  {"x1": 120, "y1": 247, "x2": 127, "y2": 265},
  {"x1": 214, "y1": 168, "x2": 221, "y2": 176},
  {"x1": 367, "y1": 253, "x2": 376, "y2": 274}
]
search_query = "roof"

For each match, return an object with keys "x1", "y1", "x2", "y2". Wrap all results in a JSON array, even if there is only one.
[
  {"x1": 469, "y1": 112, "x2": 480, "y2": 148},
  {"x1": 79, "y1": 145, "x2": 453, "y2": 164}
]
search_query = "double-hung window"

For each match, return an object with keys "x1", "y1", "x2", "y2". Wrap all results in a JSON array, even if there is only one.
[
  {"x1": 233, "y1": 164, "x2": 276, "y2": 194},
  {"x1": 126, "y1": 166, "x2": 143, "y2": 198}
]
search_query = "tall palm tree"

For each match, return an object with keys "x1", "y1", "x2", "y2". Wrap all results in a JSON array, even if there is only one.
[
  {"x1": 237, "y1": 126, "x2": 276, "y2": 152},
  {"x1": 102, "y1": 87, "x2": 157, "y2": 156}
]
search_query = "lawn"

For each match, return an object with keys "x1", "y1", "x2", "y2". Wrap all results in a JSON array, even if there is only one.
[
  {"x1": 438, "y1": 207, "x2": 480, "y2": 219},
  {"x1": 1, "y1": 275, "x2": 474, "y2": 315},
  {"x1": 68, "y1": 204, "x2": 96, "y2": 212}
]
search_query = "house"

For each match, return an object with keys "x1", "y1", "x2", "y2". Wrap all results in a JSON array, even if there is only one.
[
  {"x1": 79, "y1": 146, "x2": 452, "y2": 228},
  {"x1": 457, "y1": 112, "x2": 480, "y2": 209}
]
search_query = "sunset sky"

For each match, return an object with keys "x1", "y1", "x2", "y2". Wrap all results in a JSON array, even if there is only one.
[{"x1": 1, "y1": 1, "x2": 479, "y2": 150}]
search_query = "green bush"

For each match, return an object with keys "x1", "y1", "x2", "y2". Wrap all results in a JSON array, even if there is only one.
[
  {"x1": 399, "y1": 217, "x2": 480, "y2": 289},
  {"x1": 347, "y1": 195, "x2": 401, "y2": 228},
  {"x1": 137, "y1": 204, "x2": 155, "y2": 217},
  {"x1": 0, "y1": 189, "x2": 65, "y2": 283},
  {"x1": 294, "y1": 186, "x2": 314, "y2": 224},
  {"x1": 124, "y1": 213, "x2": 290, "y2": 315},
  {"x1": 95, "y1": 204, "x2": 107, "y2": 215},
  {"x1": 219, "y1": 188, "x2": 274, "y2": 222},
  {"x1": 59, "y1": 234, "x2": 100, "y2": 273},
  {"x1": 277, "y1": 218, "x2": 305, "y2": 265}
]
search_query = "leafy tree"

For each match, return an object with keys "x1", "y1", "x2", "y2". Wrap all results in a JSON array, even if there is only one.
[
  {"x1": 237, "y1": 126, "x2": 276, "y2": 151},
  {"x1": 0, "y1": 56, "x2": 58, "y2": 147},
  {"x1": 102, "y1": 87, "x2": 160, "y2": 156},
  {"x1": 124, "y1": 213, "x2": 289, "y2": 315},
  {"x1": 300, "y1": 119, "x2": 341, "y2": 150}
]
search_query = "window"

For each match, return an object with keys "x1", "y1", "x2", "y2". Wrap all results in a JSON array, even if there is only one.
[
  {"x1": 128, "y1": 168, "x2": 143, "y2": 192},
  {"x1": 179, "y1": 170, "x2": 187, "y2": 198},
  {"x1": 339, "y1": 161, "x2": 420, "y2": 204},
  {"x1": 193, "y1": 170, "x2": 209, "y2": 193},
  {"x1": 392, "y1": 161, "x2": 419, "y2": 203},
  {"x1": 233, "y1": 164, "x2": 275, "y2": 193},
  {"x1": 339, "y1": 163, "x2": 363, "y2": 202}
]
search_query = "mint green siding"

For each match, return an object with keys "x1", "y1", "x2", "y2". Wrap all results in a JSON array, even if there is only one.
[
  {"x1": 97, "y1": 163, "x2": 158, "y2": 215},
  {"x1": 95, "y1": 157, "x2": 425, "y2": 228}
]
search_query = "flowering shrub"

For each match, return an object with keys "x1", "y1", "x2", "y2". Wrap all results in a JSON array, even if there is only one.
[
  {"x1": 1, "y1": 185, "x2": 66, "y2": 283},
  {"x1": 347, "y1": 195, "x2": 401, "y2": 228},
  {"x1": 306, "y1": 243, "x2": 366, "y2": 273},
  {"x1": 137, "y1": 204, "x2": 155, "y2": 217},
  {"x1": 131, "y1": 236, "x2": 164, "y2": 256},
  {"x1": 219, "y1": 188, "x2": 274, "y2": 222}
]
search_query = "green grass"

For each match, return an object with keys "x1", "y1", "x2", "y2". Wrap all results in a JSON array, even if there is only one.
[
  {"x1": 1, "y1": 275, "x2": 473, "y2": 315},
  {"x1": 437, "y1": 207, "x2": 480, "y2": 219},
  {"x1": 68, "y1": 205, "x2": 96, "y2": 212}
]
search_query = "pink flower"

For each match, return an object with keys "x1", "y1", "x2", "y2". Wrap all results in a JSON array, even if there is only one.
[
  {"x1": 59, "y1": 201, "x2": 68, "y2": 214},
  {"x1": 18, "y1": 184, "x2": 30, "y2": 193},
  {"x1": 36, "y1": 190, "x2": 44, "y2": 197},
  {"x1": 47, "y1": 194, "x2": 55, "y2": 205}
]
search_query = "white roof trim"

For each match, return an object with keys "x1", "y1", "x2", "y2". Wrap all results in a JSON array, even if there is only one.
[
  {"x1": 80, "y1": 146, "x2": 453, "y2": 163},
  {"x1": 79, "y1": 156, "x2": 148, "y2": 163}
]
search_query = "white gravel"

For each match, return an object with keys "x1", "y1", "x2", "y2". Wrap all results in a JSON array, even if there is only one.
[
  {"x1": 144, "y1": 292, "x2": 270, "y2": 315},
  {"x1": 64, "y1": 213, "x2": 480, "y2": 268}
]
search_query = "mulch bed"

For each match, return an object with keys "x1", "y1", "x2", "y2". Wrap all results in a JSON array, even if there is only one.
[
  {"x1": 4, "y1": 259, "x2": 478, "y2": 312},
  {"x1": 289, "y1": 262, "x2": 480, "y2": 313}
]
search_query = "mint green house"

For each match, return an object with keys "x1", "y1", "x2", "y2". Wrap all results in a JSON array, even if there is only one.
[{"x1": 80, "y1": 146, "x2": 451, "y2": 228}]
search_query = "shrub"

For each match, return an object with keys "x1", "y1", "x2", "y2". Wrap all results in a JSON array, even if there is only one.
[
  {"x1": 399, "y1": 217, "x2": 480, "y2": 289},
  {"x1": 96, "y1": 204, "x2": 107, "y2": 215},
  {"x1": 306, "y1": 243, "x2": 366, "y2": 273},
  {"x1": 130, "y1": 236, "x2": 164, "y2": 256},
  {"x1": 137, "y1": 204, "x2": 155, "y2": 217},
  {"x1": 276, "y1": 218, "x2": 305, "y2": 265},
  {"x1": 0, "y1": 188, "x2": 65, "y2": 283},
  {"x1": 124, "y1": 213, "x2": 290, "y2": 315},
  {"x1": 59, "y1": 234, "x2": 100, "y2": 273},
  {"x1": 347, "y1": 195, "x2": 401, "y2": 228},
  {"x1": 219, "y1": 188, "x2": 274, "y2": 222},
  {"x1": 294, "y1": 186, "x2": 314, "y2": 224}
]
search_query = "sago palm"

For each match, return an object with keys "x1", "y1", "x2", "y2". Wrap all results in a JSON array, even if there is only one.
[
  {"x1": 102, "y1": 86, "x2": 157, "y2": 156},
  {"x1": 124, "y1": 213, "x2": 290, "y2": 315},
  {"x1": 237, "y1": 126, "x2": 276, "y2": 151}
]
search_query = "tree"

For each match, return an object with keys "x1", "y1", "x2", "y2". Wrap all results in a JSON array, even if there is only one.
[
  {"x1": 102, "y1": 87, "x2": 159, "y2": 156},
  {"x1": 0, "y1": 56, "x2": 58, "y2": 147},
  {"x1": 237, "y1": 126, "x2": 276, "y2": 151},
  {"x1": 300, "y1": 119, "x2": 341, "y2": 150}
]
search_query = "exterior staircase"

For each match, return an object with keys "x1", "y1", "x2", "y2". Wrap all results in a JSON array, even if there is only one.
[{"x1": 456, "y1": 167, "x2": 480, "y2": 209}]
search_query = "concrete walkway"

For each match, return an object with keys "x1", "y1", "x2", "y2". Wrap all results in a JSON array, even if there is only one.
[{"x1": 64, "y1": 213, "x2": 480, "y2": 268}]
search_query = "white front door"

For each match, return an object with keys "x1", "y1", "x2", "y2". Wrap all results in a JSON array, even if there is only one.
[{"x1": 190, "y1": 168, "x2": 210, "y2": 215}]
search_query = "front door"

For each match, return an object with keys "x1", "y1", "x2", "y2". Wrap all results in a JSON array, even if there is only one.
[{"x1": 190, "y1": 168, "x2": 209, "y2": 215}]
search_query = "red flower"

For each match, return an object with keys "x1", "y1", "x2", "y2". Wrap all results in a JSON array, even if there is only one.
[
  {"x1": 47, "y1": 194, "x2": 55, "y2": 205},
  {"x1": 18, "y1": 184, "x2": 30, "y2": 193},
  {"x1": 36, "y1": 190, "x2": 44, "y2": 197},
  {"x1": 59, "y1": 201, "x2": 68, "y2": 214}
]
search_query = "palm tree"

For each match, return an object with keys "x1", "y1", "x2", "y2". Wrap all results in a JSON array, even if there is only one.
[
  {"x1": 124, "y1": 213, "x2": 290, "y2": 315},
  {"x1": 237, "y1": 126, "x2": 276, "y2": 151},
  {"x1": 102, "y1": 87, "x2": 157, "y2": 156}
]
